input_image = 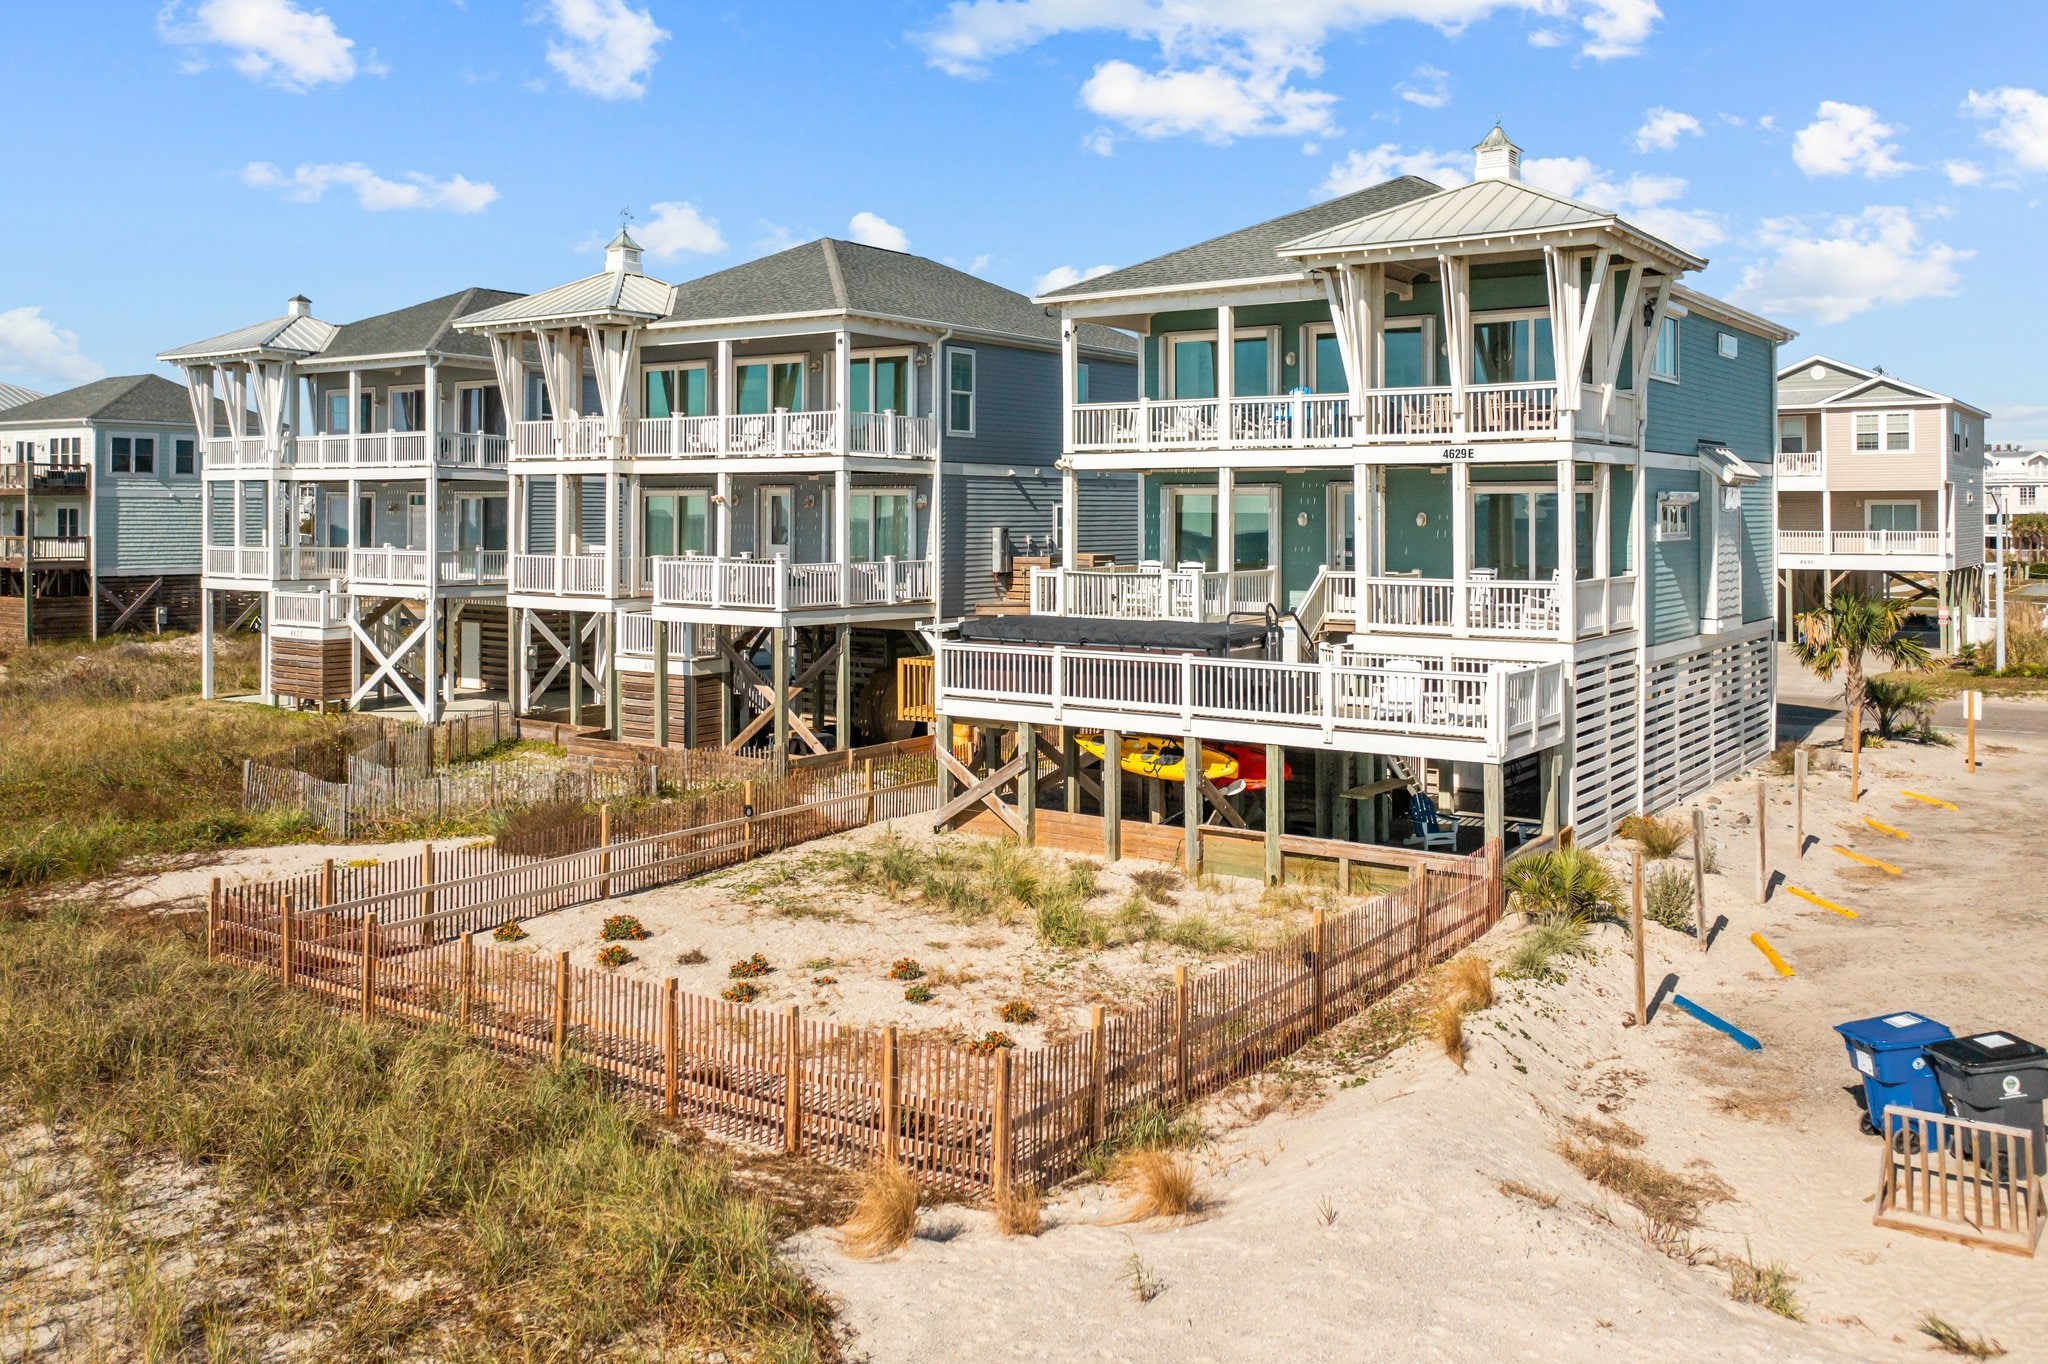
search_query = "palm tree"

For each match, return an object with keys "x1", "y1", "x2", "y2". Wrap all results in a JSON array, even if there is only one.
[
  {"x1": 1503, "y1": 846, "x2": 1622, "y2": 926},
  {"x1": 1792, "y1": 593, "x2": 1932, "y2": 745}
]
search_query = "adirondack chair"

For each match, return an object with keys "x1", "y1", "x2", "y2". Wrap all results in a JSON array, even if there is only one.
[{"x1": 1404, "y1": 790, "x2": 1459, "y2": 852}]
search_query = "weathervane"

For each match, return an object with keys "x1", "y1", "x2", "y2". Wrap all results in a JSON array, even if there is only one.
[{"x1": 619, "y1": 206, "x2": 634, "y2": 230}]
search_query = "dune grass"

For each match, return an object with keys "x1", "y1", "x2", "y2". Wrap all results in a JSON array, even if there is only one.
[
  {"x1": 0, "y1": 635, "x2": 332, "y2": 891},
  {"x1": 0, "y1": 899, "x2": 832, "y2": 1360},
  {"x1": 837, "y1": 1163, "x2": 919, "y2": 1259},
  {"x1": 1108, "y1": 1149, "x2": 1204, "y2": 1222}
]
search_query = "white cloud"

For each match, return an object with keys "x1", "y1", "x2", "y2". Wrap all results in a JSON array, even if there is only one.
[
  {"x1": 1527, "y1": 28, "x2": 1565, "y2": 47},
  {"x1": 0, "y1": 307, "x2": 104, "y2": 389},
  {"x1": 241, "y1": 161, "x2": 498, "y2": 213},
  {"x1": 916, "y1": 3, "x2": 1659, "y2": 145},
  {"x1": 1034, "y1": 263, "x2": 1116, "y2": 295},
  {"x1": 1991, "y1": 404, "x2": 2048, "y2": 444},
  {"x1": 1791, "y1": 101, "x2": 1912, "y2": 178},
  {"x1": 159, "y1": 0, "x2": 359, "y2": 91},
  {"x1": 1319, "y1": 143, "x2": 1470, "y2": 195},
  {"x1": 1944, "y1": 160, "x2": 1986, "y2": 187},
  {"x1": 543, "y1": 0, "x2": 667, "y2": 100},
  {"x1": 635, "y1": 201, "x2": 725, "y2": 258},
  {"x1": 1397, "y1": 64, "x2": 1450, "y2": 109},
  {"x1": 1081, "y1": 127, "x2": 1117, "y2": 156},
  {"x1": 1964, "y1": 87, "x2": 2048, "y2": 173},
  {"x1": 968, "y1": 253, "x2": 992, "y2": 275},
  {"x1": 1732, "y1": 207, "x2": 1969, "y2": 324},
  {"x1": 1080, "y1": 60, "x2": 1337, "y2": 143},
  {"x1": 1517, "y1": 155, "x2": 1724, "y2": 251},
  {"x1": 1633, "y1": 105, "x2": 1701, "y2": 152},
  {"x1": 848, "y1": 212, "x2": 910, "y2": 252}
]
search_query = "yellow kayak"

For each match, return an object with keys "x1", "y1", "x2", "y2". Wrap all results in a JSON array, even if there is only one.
[{"x1": 1077, "y1": 734, "x2": 1240, "y2": 788}]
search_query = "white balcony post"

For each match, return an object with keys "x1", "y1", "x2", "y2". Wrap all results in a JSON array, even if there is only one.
[
  {"x1": 884, "y1": 554, "x2": 898, "y2": 605},
  {"x1": 1451, "y1": 461, "x2": 1472, "y2": 638},
  {"x1": 715, "y1": 473, "x2": 732, "y2": 556},
  {"x1": 1821, "y1": 485, "x2": 1833, "y2": 555},
  {"x1": 1060, "y1": 319, "x2": 1079, "y2": 452},
  {"x1": 834, "y1": 328, "x2": 852, "y2": 455},
  {"x1": 1216, "y1": 465, "x2": 1236, "y2": 575},
  {"x1": 834, "y1": 466, "x2": 851, "y2": 582},
  {"x1": 1049, "y1": 645, "x2": 1066, "y2": 721},
  {"x1": 347, "y1": 369, "x2": 362, "y2": 461},
  {"x1": 603, "y1": 468, "x2": 620, "y2": 596},
  {"x1": 1060, "y1": 463, "x2": 1079, "y2": 573},
  {"x1": 424, "y1": 360, "x2": 441, "y2": 593},
  {"x1": 1179, "y1": 654, "x2": 1194, "y2": 730},
  {"x1": 1438, "y1": 254, "x2": 1470, "y2": 435},
  {"x1": 1353, "y1": 461, "x2": 1374, "y2": 576},
  {"x1": 1320, "y1": 656, "x2": 1336, "y2": 737},
  {"x1": 1216, "y1": 304, "x2": 1235, "y2": 450},
  {"x1": 1557, "y1": 455, "x2": 1576, "y2": 643}
]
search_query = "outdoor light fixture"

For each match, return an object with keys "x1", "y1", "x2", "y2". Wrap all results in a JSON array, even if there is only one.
[
  {"x1": 914, "y1": 495, "x2": 928, "y2": 510},
  {"x1": 1296, "y1": 511, "x2": 1310, "y2": 527},
  {"x1": 1415, "y1": 512, "x2": 1429, "y2": 527},
  {"x1": 710, "y1": 493, "x2": 727, "y2": 506}
]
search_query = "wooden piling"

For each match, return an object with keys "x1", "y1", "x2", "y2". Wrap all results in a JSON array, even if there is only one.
[
  {"x1": 1794, "y1": 747, "x2": 1807, "y2": 858},
  {"x1": 1631, "y1": 852, "x2": 1646, "y2": 1027},
  {"x1": 319, "y1": 857, "x2": 335, "y2": 908},
  {"x1": 1173, "y1": 965, "x2": 1190, "y2": 1104},
  {"x1": 784, "y1": 1006, "x2": 802, "y2": 1154},
  {"x1": 863, "y1": 758, "x2": 876, "y2": 824},
  {"x1": 552, "y1": 951, "x2": 571, "y2": 1063},
  {"x1": 458, "y1": 932, "x2": 474, "y2": 1029},
  {"x1": 206, "y1": 876, "x2": 221, "y2": 960},
  {"x1": 1755, "y1": 779, "x2": 1767, "y2": 902},
  {"x1": 992, "y1": 1051, "x2": 1014, "y2": 1196},
  {"x1": 599, "y1": 803, "x2": 613, "y2": 898}
]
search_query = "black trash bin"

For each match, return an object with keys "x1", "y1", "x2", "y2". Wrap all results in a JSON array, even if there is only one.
[{"x1": 1925, "y1": 1032, "x2": 2048, "y2": 1176}]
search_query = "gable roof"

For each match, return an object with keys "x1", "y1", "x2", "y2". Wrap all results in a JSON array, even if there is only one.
[
  {"x1": 1037, "y1": 178, "x2": 1443, "y2": 302},
  {"x1": 661, "y1": 239, "x2": 1135, "y2": 354},
  {"x1": 1279, "y1": 175, "x2": 1707, "y2": 271},
  {"x1": 0, "y1": 375, "x2": 201, "y2": 427},
  {"x1": 159, "y1": 309, "x2": 335, "y2": 363},
  {"x1": 1775, "y1": 355, "x2": 1873, "y2": 404},
  {"x1": 319, "y1": 288, "x2": 527, "y2": 363},
  {"x1": 456, "y1": 267, "x2": 676, "y2": 330},
  {"x1": 0, "y1": 382, "x2": 41, "y2": 410},
  {"x1": 1776, "y1": 356, "x2": 1985, "y2": 416}
]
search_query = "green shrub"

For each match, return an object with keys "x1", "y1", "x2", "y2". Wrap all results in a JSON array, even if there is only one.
[
  {"x1": 1644, "y1": 868, "x2": 1696, "y2": 934},
  {"x1": 1504, "y1": 847, "x2": 1622, "y2": 926},
  {"x1": 1502, "y1": 921, "x2": 1595, "y2": 983}
]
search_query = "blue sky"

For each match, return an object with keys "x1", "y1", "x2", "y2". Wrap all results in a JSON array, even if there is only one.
[{"x1": 3, "y1": 1, "x2": 2045, "y2": 441}]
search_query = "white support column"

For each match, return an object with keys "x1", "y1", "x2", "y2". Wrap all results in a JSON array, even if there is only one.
[
  {"x1": 1594, "y1": 464, "x2": 1612, "y2": 582},
  {"x1": 200, "y1": 590, "x2": 215, "y2": 698},
  {"x1": 603, "y1": 467, "x2": 620, "y2": 596},
  {"x1": 1438, "y1": 255, "x2": 1470, "y2": 435},
  {"x1": 347, "y1": 369, "x2": 363, "y2": 458},
  {"x1": 1558, "y1": 456, "x2": 1578, "y2": 643},
  {"x1": 1216, "y1": 303, "x2": 1235, "y2": 449},
  {"x1": 1215, "y1": 464, "x2": 1235, "y2": 574},
  {"x1": 1060, "y1": 319, "x2": 1079, "y2": 452},
  {"x1": 715, "y1": 471, "x2": 733, "y2": 556},
  {"x1": 557, "y1": 473, "x2": 571, "y2": 557},
  {"x1": 516, "y1": 609, "x2": 532, "y2": 713},
  {"x1": 424, "y1": 359, "x2": 440, "y2": 593},
  {"x1": 422, "y1": 595, "x2": 441, "y2": 723},
  {"x1": 1352, "y1": 461, "x2": 1374, "y2": 576},
  {"x1": 1451, "y1": 460, "x2": 1472, "y2": 637},
  {"x1": 834, "y1": 328, "x2": 852, "y2": 451},
  {"x1": 1060, "y1": 463, "x2": 1079, "y2": 573}
]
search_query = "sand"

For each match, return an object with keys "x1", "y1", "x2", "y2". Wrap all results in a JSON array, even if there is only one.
[{"x1": 792, "y1": 724, "x2": 2048, "y2": 1363}]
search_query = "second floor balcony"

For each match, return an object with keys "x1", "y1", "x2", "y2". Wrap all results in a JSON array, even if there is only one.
[
  {"x1": 509, "y1": 409, "x2": 936, "y2": 463},
  {"x1": 1778, "y1": 529, "x2": 1945, "y2": 560},
  {"x1": 652, "y1": 553, "x2": 934, "y2": 615},
  {"x1": 0, "y1": 462, "x2": 89, "y2": 494},
  {"x1": 207, "y1": 542, "x2": 509, "y2": 589},
  {"x1": 1070, "y1": 383, "x2": 1571, "y2": 454},
  {"x1": 206, "y1": 431, "x2": 509, "y2": 472},
  {"x1": 1, "y1": 534, "x2": 88, "y2": 564}
]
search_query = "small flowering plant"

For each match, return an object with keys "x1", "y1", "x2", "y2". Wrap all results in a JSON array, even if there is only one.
[
  {"x1": 887, "y1": 958, "x2": 924, "y2": 982},
  {"x1": 729, "y1": 953, "x2": 771, "y2": 979},
  {"x1": 595, "y1": 944, "x2": 635, "y2": 969},
  {"x1": 600, "y1": 914, "x2": 648, "y2": 942},
  {"x1": 997, "y1": 999, "x2": 1037, "y2": 1025},
  {"x1": 722, "y1": 981, "x2": 762, "y2": 1004},
  {"x1": 494, "y1": 922, "x2": 529, "y2": 943},
  {"x1": 903, "y1": 983, "x2": 935, "y2": 1004},
  {"x1": 812, "y1": 975, "x2": 838, "y2": 986},
  {"x1": 967, "y1": 1031, "x2": 1015, "y2": 1055}
]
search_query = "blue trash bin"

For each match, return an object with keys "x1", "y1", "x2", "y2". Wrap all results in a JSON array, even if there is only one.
[{"x1": 1835, "y1": 1012, "x2": 1953, "y2": 1136}]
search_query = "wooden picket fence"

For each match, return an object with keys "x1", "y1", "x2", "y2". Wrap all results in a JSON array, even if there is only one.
[{"x1": 1875, "y1": 1105, "x2": 2044, "y2": 1256}]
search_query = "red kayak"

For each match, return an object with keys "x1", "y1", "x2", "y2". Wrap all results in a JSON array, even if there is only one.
[{"x1": 1217, "y1": 744, "x2": 1293, "y2": 793}]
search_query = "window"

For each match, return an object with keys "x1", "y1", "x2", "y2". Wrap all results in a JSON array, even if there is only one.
[
  {"x1": 643, "y1": 366, "x2": 707, "y2": 419},
  {"x1": 1381, "y1": 320, "x2": 1433, "y2": 388},
  {"x1": 1306, "y1": 324, "x2": 1347, "y2": 394},
  {"x1": 643, "y1": 491, "x2": 710, "y2": 557},
  {"x1": 1717, "y1": 331, "x2": 1739, "y2": 359},
  {"x1": 2018, "y1": 486, "x2": 2037, "y2": 507},
  {"x1": 1470, "y1": 479, "x2": 1596, "y2": 581},
  {"x1": 1650, "y1": 317, "x2": 1680, "y2": 382},
  {"x1": 132, "y1": 437, "x2": 154, "y2": 474},
  {"x1": 55, "y1": 506, "x2": 79, "y2": 538},
  {"x1": 174, "y1": 438, "x2": 195, "y2": 475},
  {"x1": 389, "y1": 389, "x2": 425, "y2": 433},
  {"x1": 733, "y1": 357, "x2": 804, "y2": 415},
  {"x1": 1656, "y1": 493, "x2": 1695, "y2": 541},
  {"x1": 325, "y1": 391, "x2": 351, "y2": 434},
  {"x1": 848, "y1": 352, "x2": 912, "y2": 415},
  {"x1": 847, "y1": 489, "x2": 913, "y2": 561},
  {"x1": 1165, "y1": 485, "x2": 1277, "y2": 571},
  {"x1": 1854, "y1": 411, "x2": 1912, "y2": 453},
  {"x1": 109, "y1": 436, "x2": 131, "y2": 473},
  {"x1": 1778, "y1": 417, "x2": 1805, "y2": 455},
  {"x1": 455, "y1": 495, "x2": 508, "y2": 552},
  {"x1": 1075, "y1": 362, "x2": 1090, "y2": 405},
  {"x1": 1470, "y1": 311, "x2": 1555, "y2": 385},
  {"x1": 1866, "y1": 501, "x2": 1921, "y2": 533},
  {"x1": 45, "y1": 435, "x2": 82, "y2": 466},
  {"x1": 1951, "y1": 411, "x2": 1967, "y2": 453},
  {"x1": 457, "y1": 385, "x2": 506, "y2": 435},
  {"x1": 947, "y1": 348, "x2": 976, "y2": 435}
]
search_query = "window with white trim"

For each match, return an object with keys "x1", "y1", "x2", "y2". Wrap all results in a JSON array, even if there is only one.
[
  {"x1": 946, "y1": 348, "x2": 976, "y2": 436},
  {"x1": 1778, "y1": 417, "x2": 1805, "y2": 454},
  {"x1": 1650, "y1": 316, "x2": 1680, "y2": 381},
  {"x1": 55, "y1": 506, "x2": 79, "y2": 538},
  {"x1": 1855, "y1": 411, "x2": 1912, "y2": 453},
  {"x1": 1656, "y1": 492, "x2": 1695, "y2": 541},
  {"x1": 2018, "y1": 485, "x2": 2037, "y2": 507},
  {"x1": 174, "y1": 438, "x2": 195, "y2": 475},
  {"x1": 1717, "y1": 331, "x2": 1738, "y2": 359}
]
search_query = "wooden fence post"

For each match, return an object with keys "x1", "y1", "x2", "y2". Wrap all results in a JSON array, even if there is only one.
[
  {"x1": 1173, "y1": 965, "x2": 1190, "y2": 1105},
  {"x1": 1849, "y1": 702, "x2": 1862, "y2": 803},
  {"x1": 992, "y1": 1050, "x2": 1014, "y2": 1197},
  {"x1": 662, "y1": 979, "x2": 679, "y2": 1117},
  {"x1": 743, "y1": 780, "x2": 754, "y2": 862},
  {"x1": 319, "y1": 857, "x2": 335, "y2": 909},
  {"x1": 1088, "y1": 1005, "x2": 1107, "y2": 1145},
  {"x1": 206, "y1": 876, "x2": 221, "y2": 960},
  {"x1": 1691, "y1": 807, "x2": 1708, "y2": 951},
  {"x1": 863, "y1": 759, "x2": 876, "y2": 825},
  {"x1": 279, "y1": 892, "x2": 295, "y2": 988},
  {"x1": 1754, "y1": 779, "x2": 1767, "y2": 903},
  {"x1": 1409, "y1": 865, "x2": 1429, "y2": 969},
  {"x1": 458, "y1": 932, "x2": 474, "y2": 1030},
  {"x1": 881, "y1": 1026, "x2": 901, "y2": 1167},
  {"x1": 784, "y1": 1006, "x2": 802, "y2": 1154},
  {"x1": 359, "y1": 912, "x2": 377, "y2": 1023},
  {"x1": 552, "y1": 952, "x2": 571, "y2": 1063},
  {"x1": 1794, "y1": 747, "x2": 1807, "y2": 859},
  {"x1": 420, "y1": 842, "x2": 437, "y2": 946},
  {"x1": 599, "y1": 803, "x2": 613, "y2": 898},
  {"x1": 1337, "y1": 855, "x2": 1352, "y2": 896},
  {"x1": 1631, "y1": 852, "x2": 1646, "y2": 1028},
  {"x1": 1967, "y1": 688, "x2": 1978, "y2": 773},
  {"x1": 1311, "y1": 906, "x2": 1327, "y2": 1035}
]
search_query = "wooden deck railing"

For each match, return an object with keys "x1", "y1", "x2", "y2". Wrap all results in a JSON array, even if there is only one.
[{"x1": 208, "y1": 778, "x2": 1499, "y2": 1199}]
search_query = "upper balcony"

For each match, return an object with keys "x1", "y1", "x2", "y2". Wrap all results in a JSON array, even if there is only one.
[
  {"x1": 0, "y1": 462, "x2": 90, "y2": 495},
  {"x1": 650, "y1": 553, "x2": 935, "y2": 621},
  {"x1": 1, "y1": 535, "x2": 89, "y2": 565},
  {"x1": 507, "y1": 410, "x2": 935, "y2": 464},
  {"x1": 203, "y1": 431, "x2": 509, "y2": 474},
  {"x1": 1775, "y1": 448, "x2": 1824, "y2": 486},
  {"x1": 1777, "y1": 529, "x2": 1948, "y2": 567}
]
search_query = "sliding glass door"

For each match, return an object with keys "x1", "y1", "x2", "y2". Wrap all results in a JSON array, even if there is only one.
[
  {"x1": 734, "y1": 360, "x2": 804, "y2": 414},
  {"x1": 849, "y1": 354, "x2": 911, "y2": 414},
  {"x1": 1166, "y1": 486, "x2": 1277, "y2": 571},
  {"x1": 644, "y1": 491, "x2": 710, "y2": 558},
  {"x1": 1470, "y1": 484, "x2": 1595, "y2": 580}
]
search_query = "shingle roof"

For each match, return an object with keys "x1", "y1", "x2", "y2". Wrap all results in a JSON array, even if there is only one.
[
  {"x1": 658, "y1": 238, "x2": 1133, "y2": 353},
  {"x1": 320, "y1": 288, "x2": 526, "y2": 362},
  {"x1": 0, "y1": 375, "x2": 201, "y2": 427},
  {"x1": 457, "y1": 268, "x2": 676, "y2": 329},
  {"x1": 159, "y1": 311, "x2": 336, "y2": 362},
  {"x1": 0, "y1": 382, "x2": 41, "y2": 410},
  {"x1": 1280, "y1": 176, "x2": 1707, "y2": 269},
  {"x1": 1036, "y1": 178, "x2": 1443, "y2": 301}
]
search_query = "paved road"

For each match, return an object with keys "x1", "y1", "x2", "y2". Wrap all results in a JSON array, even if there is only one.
[{"x1": 1773, "y1": 643, "x2": 2048, "y2": 741}]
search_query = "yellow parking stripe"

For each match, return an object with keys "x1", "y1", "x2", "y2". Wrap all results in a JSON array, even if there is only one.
[
  {"x1": 1831, "y1": 845, "x2": 1901, "y2": 875},
  {"x1": 1902, "y1": 790, "x2": 1957, "y2": 811},
  {"x1": 1863, "y1": 816, "x2": 1909, "y2": 840},
  {"x1": 1750, "y1": 932, "x2": 1795, "y2": 977},
  {"x1": 1786, "y1": 885, "x2": 1860, "y2": 919}
]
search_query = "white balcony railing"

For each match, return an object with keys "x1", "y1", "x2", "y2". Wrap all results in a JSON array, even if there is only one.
[
  {"x1": 1776, "y1": 450, "x2": 1824, "y2": 478},
  {"x1": 270, "y1": 591, "x2": 348, "y2": 627},
  {"x1": 438, "y1": 432, "x2": 509, "y2": 468},
  {"x1": 510, "y1": 417, "x2": 613, "y2": 459},
  {"x1": 1069, "y1": 383, "x2": 1563, "y2": 452},
  {"x1": 1, "y1": 535, "x2": 88, "y2": 562},
  {"x1": 438, "y1": 548, "x2": 509, "y2": 584},
  {"x1": 1777, "y1": 530, "x2": 1825, "y2": 556},
  {"x1": 1572, "y1": 575, "x2": 1637, "y2": 635},
  {"x1": 932, "y1": 641, "x2": 1567, "y2": 760},
  {"x1": 653, "y1": 554, "x2": 934, "y2": 612},
  {"x1": 615, "y1": 612, "x2": 717, "y2": 661},
  {"x1": 1829, "y1": 530, "x2": 1942, "y2": 556},
  {"x1": 205, "y1": 545, "x2": 273, "y2": 578},
  {"x1": 511, "y1": 552, "x2": 625, "y2": 596},
  {"x1": 351, "y1": 547, "x2": 431, "y2": 585},
  {"x1": 1028, "y1": 565, "x2": 1277, "y2": 621},
  {"x1": 847, "y1": 412, "x2": 936, "y2": 457},
  {"x1": 285, "y1": 546, "x2": 349, "y2": 580},
  {"x1": 1302, "y1": 569, "x2": 1635, "y2": 640}
]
